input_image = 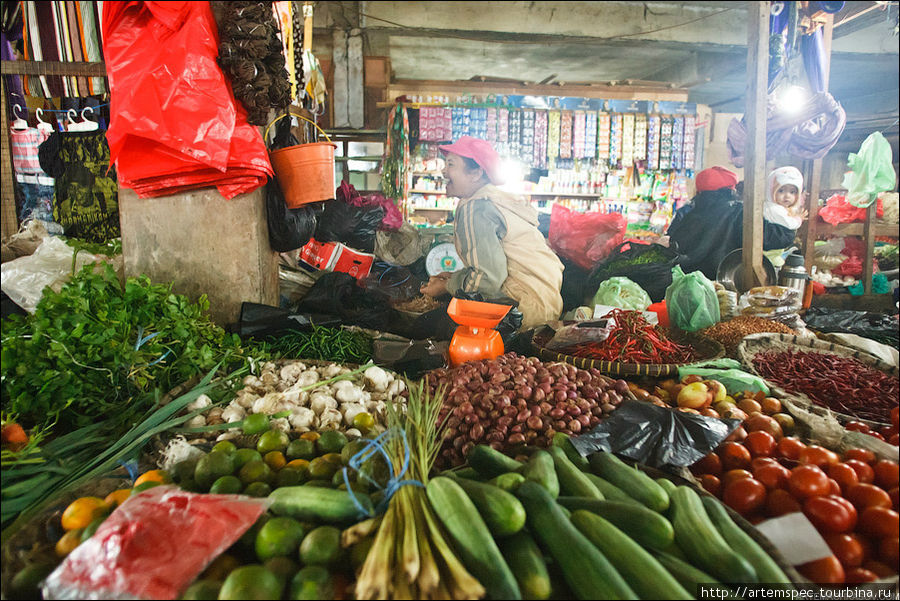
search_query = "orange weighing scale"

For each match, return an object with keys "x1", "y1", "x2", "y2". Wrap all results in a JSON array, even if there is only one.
[{"x1": 447, "y1": 298, "x2": 512, "y2": 367}]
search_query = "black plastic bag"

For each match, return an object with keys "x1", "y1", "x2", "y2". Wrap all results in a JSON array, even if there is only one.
[
  {"x1": 314, "y1": 199, "x2": 385, "y2": 253},
  {"x1": 297, "y1": 272, "x2": 393, "y2": 330},
  {"x1": 560, "y1": 257, "x2": 590, "y2": 311},
  {"x1": 803, "y1": 307, "x2": 899, "y2": 347},
  {"x1": 265, "y1": 178, "x2": 319, "y2": 252},
  {"x1": 570, "y1": 400, "x2": 740, "y2": 469},
  {"x1": 235, "y1": 302, "x2": 341, "y2": 339},
  {"x1": 585, "y1": 242, "x2": 682, "y2": 303}
]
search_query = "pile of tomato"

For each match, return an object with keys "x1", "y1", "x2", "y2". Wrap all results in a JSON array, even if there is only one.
[
  {"x1": 844, "y1": 413, "x2": 899, "y2": 446},
  {"x1": 690, "y1": 408, "x2": 900, "y2": 586}
]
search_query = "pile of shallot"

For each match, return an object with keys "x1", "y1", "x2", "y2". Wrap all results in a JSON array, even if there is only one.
[{"x1": 425, "y1": 353, "x2": 633, "y2": 468}]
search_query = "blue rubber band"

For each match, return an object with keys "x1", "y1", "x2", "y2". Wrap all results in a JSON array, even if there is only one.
[{"x1": 119, "y1": 459, "x2": 140, "y2": 483}]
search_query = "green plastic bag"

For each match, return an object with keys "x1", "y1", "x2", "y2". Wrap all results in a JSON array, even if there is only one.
[
  {"x1": 591, "y1": 276, "x2": 652, "y2": 312},
  {"x1": 678, "y1": 358, "x2": 769, "y2": 395},
  {"x1": 665, "y1": 266, "x2": 720, "y2": 332},
  {"x1": 842, "y1": 132, "x2": 897, "y2": 208}
]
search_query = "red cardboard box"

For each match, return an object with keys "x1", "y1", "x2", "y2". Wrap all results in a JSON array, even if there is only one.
[
  {"x1": 299, "y1": 238, "x2": 374, "y2": 281},
  {"x1": 299, "y1": 238, "x2": 339, "y2": 271}
]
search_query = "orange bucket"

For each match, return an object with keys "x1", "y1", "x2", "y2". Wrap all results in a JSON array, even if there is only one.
[{"x1": 265, "y1": 113, "x2": 336, "y2": 208}]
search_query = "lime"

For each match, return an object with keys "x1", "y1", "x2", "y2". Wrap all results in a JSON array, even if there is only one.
[
  {"x1": 218, "y1": 565, "x2": 281, "y2": 600},
  {"x1": 238, "y1": 515, "x2": 271, "y2": 551},
  {"x1": 299, "y1": 526, "x2": 342, "y2": 567},
  {"x1": 321, "y1": 452, "x2": 343, "y2": 466},
  {"x1": 239, "y1": 460, "x2": 273, "y2": 485},
  {"x1": 80, "y1": 514, "x2": 106, "y2": 542},
  {"x1": 352, "y1": 412, "x2": 375, "y2": 433},
  {"x1": 232, "y1": 448, "x2": 263, "y2": 471},
  {"x1": 179, "y1": 477, "x2": 201, "y2": 493},
  {"x1": 276, "y1": 467, "x2": 303, "y2": 488},
  {"x1": 264, "y1": 451, "x2": 286, "y2": 471},
  {"x1": 194, "y1": 451, "x2": 235, "y2": 490},
  {"x1": 255, "y1": 517, "x2": 306, "y2": 562},
  {"x1": 307, "y1": 457, "x2": 338, "y2": 480},
  {"x1": 9, "y1": 562, "x2": 55, "y2": 601},
  {"x1": 263, "y1": 556, "x2": 298, "y2": 591},
  {"x1": 289, "y1": 566, "x2": 333, "y2": 601},
  {"x1": 331, "y1": 469, "x2": 350, "y2": 488},
  {"x1": 316, "y1": 430, "x2": 348, "y2": 455},
  {"x1": 209, "y1": 475, "x2": 242, "y2": 495},
  {"x1": 243, "y1": 482, "x2": 272, "y2": 497},
  {"x1": 242, "y1": 413, "x2": 270, "y2": 436},
  {"x1": 359, "y1": 453, "x2": 390, "y2": 488},
  {"x1": 212, "y1": 440, "x2": 237, "y2": 455},
  {"x1": 257, "y1": 429, "x2": 290, "y2": 455},
  {"x1": 172, "y1": 457, "x2": 202, "y2": 484},
  {"x1": 201, "y1": 553, "x2": 240, "y2": 581},
  {"x1": 286, "y1": 439, "x2": 316, "y2": 461},
  {"x1": 180, "y1": 579, "x2": 221, "y2": 600},
  {"x1": 284, "y1": 459, "x2": 310, "y2": 477},
  {"x1": 303, "y1": 480, "x2": 333, "y2": 488},
  {"x1": 130, "y1": 481, "x2": 163, "y2": 496},
  {"x1": 341, "y1": 439, "x2": 369, "y2": 466}
]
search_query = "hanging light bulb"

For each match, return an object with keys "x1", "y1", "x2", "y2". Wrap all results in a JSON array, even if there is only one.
[{"x1": 778, "y1": 85, "x2": 809, "y2": 115}]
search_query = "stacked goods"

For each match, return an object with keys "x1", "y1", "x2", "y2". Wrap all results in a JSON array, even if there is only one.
[
  {"x1": 844, "y1": 417, "x2": 900, "y2": 445},
  {"x1": 740, "y1": 286, "x2": 803, "y2": 330},
  {"x1": 701, "y1": 316, "x2": 796, "y2": 357},
  {"x1": 425, "y1": 354, "x2": 632, "y2": 468},
  {"x1": 713, "y1": 282, "x2": 738, "y2": 320}
]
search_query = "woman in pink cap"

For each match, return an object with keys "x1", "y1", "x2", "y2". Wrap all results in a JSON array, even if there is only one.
[
  {"x1": 666, "y1": 166, "x2": 803, "y2": 279},
  {"x1": 419, "y1": 136, "x2": 564, "y2": 329}
]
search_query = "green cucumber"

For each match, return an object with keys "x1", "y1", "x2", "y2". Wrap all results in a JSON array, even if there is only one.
[
  {"x1": 585, "y1": 473, "x2": 635, "y2": 504},
  {"x1": 557, "y1": 497, "x2": 674, "y2": 551},
  {"x1": 453, "y1": 467, "x2": 485, "y2": 480},
  {"x1": 500, "y1": 531, "x2": 552, "y2": 600},
  {"x1": 589, "y1": 452, "x2": 669, "y2": 512},
  {"x1": 487, "y1": 472, "x2": 526, "y2": 492},
  {"x1": 426, "y1": 477, "x2": 521, "y2": 600},
  {"x1": 468, "y1": 445, "x2": 523, "y2": 478},
  {"x1": 702, "y1": 496, "x2": 794, "y2": 586},
  {"x1": 669, "y1": 486, "x2": 757, "y2": 584},
  {"x1": 515, "y1": 481, "x2": 635, "y2": 600},
  {"x1": 652, "y1": 551, "x2": 742, "y2": 600},
  {"x1": 268, "y1": 486, "x2": 372, "y2": 523},
  {"x1": 571, "y1": 510, "x2": 692, "y2": 600},
  {"x1": 547, "y1": 446, "x2": 603, "y2": 499},
  {"x1": 656, "y1": 477, "x2": 678, "y2": 497},
  {"x1": 551, "y1": 432, "x2": 590, "y2": 471},
  {"x1": 518, "y1": 450, "x2": 559, "y2": 498},
  {"x1": 448, "y1": 474, "x2": 526, "y2": 537}
]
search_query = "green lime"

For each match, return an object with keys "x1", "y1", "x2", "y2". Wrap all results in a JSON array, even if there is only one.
[
  {"x1": 359, "y1": 453, "x2": 390, "y2": 488},
  {"x1": 256, "y1": 517, "x2": 306, "y2": 562},
  {"x1": 239, "y1": 515, "x2": 271, "y2": 551},
  {"x1": 299, "y1": 526, "x2": 342, "y2": 567},
  {"x1": 218, "y1": 565, "x2": 281, "y2": 600},
  {"x1": 194, "y1": 451, "x2": 235, "y2": 490},
  {"x1": 275, "y1": 467, "x2": 303, "y2": 488},
  {"x1": 289, "y1": 566, "x2": 334, "y2": 601},
  {"x1": 212, "y1": 440, "x2": 237, "y2": 455},
  {"x1": 179, "y1": 477, "x2": 201, "y2": 493},
  {"x1": 180, "y1": 579, "x2": 221, "y2": 600},
  {"x1": 303, "y1": 479, "x2": 333, "y2": 488},
  {"x1": 239, "y1": 460, "x2": 273, "y2": 486},
  {"x1": 316, "y1": 430, "x2": 348, "y2": 455},
  {"x1": 320, "y1": 452, "x2": 343, "y2": 466},
  {"x1": 130, "y1": 481, "x2": 163, "y2": 496},
  {"x1": 331, "y1": 469, "x2": 349, "y2": 488},
  {"x1": 201, "y1": 553, "x2": 240, "y2": 581},
  {"x1": 209, "y1": 475, "x2": 243, "y2": 495},
  {"x1": 80, "y1": 514, "x2": 107, "y2": 542},
  {"x1": 263, "y1": 556, "x2": 298, "y2": 591},
  {"x1": 9, "y1": 562, "x2": 55, "y2": 601},
  {"x1": 172, "y1": 457, "x2": 202, "y2": 483},
  {"x1": 232, "y1": 448, "x2": 263, "y2": 472},
  {"x1": 256, "y1": 429, "x2": 290, "y2": 455},
  {"x1": 352, "y1": 411, "x2": 375, "y2": 433},
  {"x1": 341, "y1": 439, "x2": 369, "y2": 466},
  {"x1": 286, "y1": 439, "x2": 316, "y2": 461},
  {"x1": 242, "y1": 413, "x2": 270, "y2": 436},
  {"x1": 243, "y1": 482, "x2": 272, "y2": 497},
  {"x1": 307, "y1": 457, "x2": 339, "y2": 480}
]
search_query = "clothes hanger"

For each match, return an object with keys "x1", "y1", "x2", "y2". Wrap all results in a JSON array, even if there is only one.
[
  {"x1": 11, "y1": 105, "x2": 28, "y2": 131},
  {"x1": 35, "y1": 108, "x2": 54, "y2": 134},
  {"x1": 79, "y1": 107, "x2": 99, "y2": 131},
  {"x1": 66, "y1": 108, "x2": 82, "y2": 132}
]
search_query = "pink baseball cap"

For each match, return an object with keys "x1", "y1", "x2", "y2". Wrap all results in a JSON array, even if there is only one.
[{"x1": 439, "y1": 136, "x2": 505, "y2": 185}]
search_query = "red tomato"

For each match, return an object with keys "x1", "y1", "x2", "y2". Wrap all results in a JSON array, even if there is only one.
[
  {"x1": 869, "y1": 432, "x2": 886, "y2": 442},
  {"x1": 700, "y1": 474, "x2": 721, "y2": 497},
  {"x1": 719, "y1": 442, "x2": 752, "y2": 471},
  {"x1": 843, "y1": 448, "x2": 876, "y2": 464},
  {"x1": 845, "y1": 483, "x2": 892, "y2": 511},
  {"x1": 799, "y1": 445, "x2": 840, "y2": 468},
  {"x1": 858, "y1": 507, "x2": 900, "y2": 539},
  {"x1": 823, "y1": 533, "x2": 867, "y2": 568},
  {"x1": 889, "y1": 433, "x2": 899, "y2": 446},
  {"x1": 745, "y1": 430, "x2": 777, "y2": 458},
  {"x1": 691, "y1": 452, "x2": 722, "y2": 477},
  {"x1": 873, "y1": 460, "x2": 899, "y2": 490},
  {"x1": 845, "y1": 421, "x2": 871, "y2": 433},
  {"x1": 828, "y1": 478, "x2": 842, "y2": 496},
  {"x1": 722, "y1": 477, "x2": 767, "y2": 516},
  {"x1": 722, "y1": 469, "x2": 754, "y2": 487},
  {"x1": 777, "y1": 437, "x2": 806, "y2": 461},
  {"x1": 889, "y1": 487, "x2": 899, "y2": 510},
  {"x1": 788, "y1": 464, "x2": 831, "y2": 500},
  {"x1": 753, "y1": 462, "x2": 791, "y2": 490},
  {"x1": 804, "y1": 495, "x2": 858, "y2": 533},
  {"x1": 750, "y1": 456, "x2": 779, "y2": 470},
  {"x1": 844, "y1": 567, "x2": 878, "y2": 584},
  {"x1": 862, "y1": 560, "x2": 897, "y2": 578},
  {"x1": 798, "y1": 555, "x2": 845, "y2": 585},
  {"x1": 827, "y1": 463, "x2": 860, "y2": 493},
  {"x1": 845, "y1": 459, "x2": 875, "y2": 484},
  {"x1": 879, "y1": 537, "x2": 899, "y2": 567},
  {"x1": 892, "y1": 406, "x2": 899, "y2": 429},
  {"x1": 765, "y1": 489, "x2": 803, "y2": 517},
  {"x1": 725, "y1": 426, "x2": 747, "y2": 443}
]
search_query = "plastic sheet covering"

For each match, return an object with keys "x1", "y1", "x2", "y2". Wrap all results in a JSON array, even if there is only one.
[
  {"x1": 570, "y1": 400, "x2": 740, "y2": 469},
  {"x1": 42, "y1": 486, "x2": 269, "y2": 600},
  {"x1": 101, "y1": 1, "x2": 272, "y2": 199}
]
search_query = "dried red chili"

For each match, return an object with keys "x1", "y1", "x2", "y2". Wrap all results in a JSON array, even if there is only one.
[{"x1": 561, "y1": 309, "x2": 695, "y2": 364}]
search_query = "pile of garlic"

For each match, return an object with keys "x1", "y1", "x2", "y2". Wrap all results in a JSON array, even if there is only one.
[{"x1": 188, "y1": 361, "x2": 406, "y2": 442}]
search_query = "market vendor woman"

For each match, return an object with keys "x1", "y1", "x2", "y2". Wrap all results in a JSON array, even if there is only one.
[
  {"x1": 420, "y1": 136, "x2": 564, "y2": 329},
  {"x1": 666, "y1": 166, "x2": 806, "y2": 280}
]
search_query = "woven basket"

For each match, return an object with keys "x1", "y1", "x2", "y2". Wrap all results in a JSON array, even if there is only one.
[
  {"x1": 737, "y1": 333, "x2": 899, "y2": 427},
  {"x1": 530, "y1": 325, "x2": 724, "y2": 377}
]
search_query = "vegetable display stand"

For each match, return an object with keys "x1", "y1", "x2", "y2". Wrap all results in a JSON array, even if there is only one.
[
  {"x1": 447, "y1": 298, "x2": 511, "y2": 367},
  {"x1": 530, "y1": 325, "x2": 724, "y2": 377},
  {"x1": 738, "y1": 333, "x2": 899, "y2": 428}
]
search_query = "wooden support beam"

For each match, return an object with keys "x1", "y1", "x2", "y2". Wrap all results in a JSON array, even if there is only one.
[
  {"x1": 742, "y1": 1, "x2": 770, "y2": 291},
  {"x1": 1, "y1": 60, "x2": 105, "y2": 77},
  {"x1": 1, "y1": 76, "x2": 18, "y2": 241},
  {"x1": 862, "y1": 202, "x2": 876, "y2": 294}
]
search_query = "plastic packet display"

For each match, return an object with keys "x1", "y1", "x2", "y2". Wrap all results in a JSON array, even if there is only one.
[
  {"x1": 546, "y1": 320, "x2": 613, "y2": 350},
  {"x1": 43, "y1": 486, "x2": 269, "y2": 600},
  {"x1": 570, "y1": 400, "x2": 740, "y2": 469},
  {"x1": 746, "y1": 286, "x2": 800, "y2": 307}
]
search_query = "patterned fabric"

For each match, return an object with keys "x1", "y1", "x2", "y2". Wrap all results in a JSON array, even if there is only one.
[{"x1": 10, "y1": 127, "x2": 50, "y2": 175}]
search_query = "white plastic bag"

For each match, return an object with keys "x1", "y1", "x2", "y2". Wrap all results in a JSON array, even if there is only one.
[{"x1": 0, "y1": 237, "x2": 99, "y2": 313}]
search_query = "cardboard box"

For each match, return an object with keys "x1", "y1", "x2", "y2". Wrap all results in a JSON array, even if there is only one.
[
  {"x1": 299, "y1": 238, "x2": 374, "y2": 281},
  {"x1": 299, "y1": 238, "x2": 339, "y2": 271}
]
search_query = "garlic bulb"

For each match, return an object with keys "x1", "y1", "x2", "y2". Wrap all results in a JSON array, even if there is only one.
[
  {"x1": 364, "y1": 366, "x2": 391, "y2": 392},
  {"x1": 310, "y1": 394, "x2": 338, "y2": 415},
  {"x1": 336, "y1": 385, "x2": 365, "y2": 405},
  {"x1": 288, "y1": 407, "x2": 316, "y2": 430},
  {"x1": 187, "y1": 394, "x2": 212, "y2": 413},
  {"x1": 222, "y1": 404, "x2": 246, "y2": 423},
  {"x1": 186, "y1": 414, "x2": 207, "y2": 428}
]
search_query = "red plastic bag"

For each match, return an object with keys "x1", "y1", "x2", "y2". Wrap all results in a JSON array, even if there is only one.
[
  {"x1": 42, "y1": 486, "x2": 268, "y2": 600},
  {"x1": 102, "y1": 1, "x2": 272, "y2": 199},
  {"x1": 818, "y1": 194, "x2": 884, "y2": 225},
  {"x1": 548, "y1": 204, "x2": 626, "y2": 270}
]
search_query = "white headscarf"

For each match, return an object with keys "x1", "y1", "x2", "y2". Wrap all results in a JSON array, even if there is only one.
[{"x1": 764, "y1": 166, "x2": 804, "y2": 230}]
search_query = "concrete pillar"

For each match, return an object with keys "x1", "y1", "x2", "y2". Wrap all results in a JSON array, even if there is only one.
[{"x1": 118, "y1": 186, "x2": 278, "y2": 326}]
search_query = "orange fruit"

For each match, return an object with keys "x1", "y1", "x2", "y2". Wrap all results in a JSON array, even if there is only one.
[
  {"x1": 300, "y1": 431, "x2": 320, "y2": 442},
  {"x1": 55, "y1": 529, "x2": 84, "y2": 557},
  {"x1": 103, "y1": 489, "x2": 132, "y2": 508},
  {"x1": 264, "y1": 451, "x2": 286, "y2": 471},
  {"x1": 134, "y1": 469, "x2": 171, "y2": 487},
  {"x1": 61, "y1": 497, "x2": 108, "y2": 531},
  {"x1": 286, "y1": 459, "x2": 310, "y2": 471}
]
